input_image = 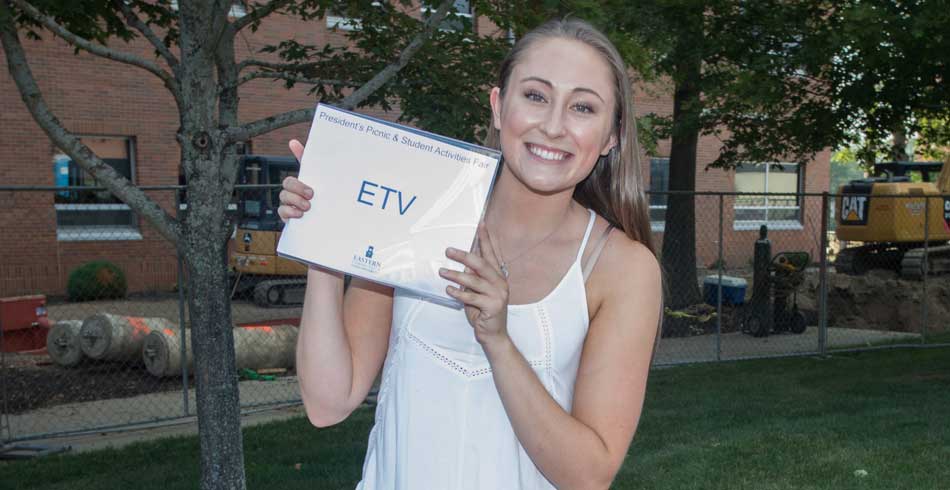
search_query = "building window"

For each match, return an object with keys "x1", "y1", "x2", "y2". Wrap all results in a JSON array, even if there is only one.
[
  {"x1": 326, "y1": 13, "x2": 362, "y2": 31},
  {"x1": 169, "y1": 1, "x2": 246, "y2": 18},
  {"x1": 329, "y1": 1, "x2": 471, "y2": 32},
  {"x1": 648, "y1": 157, "x2": 669, "y2": 231},
  {"x1": 734, "y1": 162, "x2": 802, "y2": 230},
  {"x1": 54, "y1": 136, "x2": 141, "y2": 241},
  {"x1": 421, "y1": 0, "x2": 473, "y2": 32},
  {"x1": 326, "y1": 1, "x2": 381, "y2": 31}
]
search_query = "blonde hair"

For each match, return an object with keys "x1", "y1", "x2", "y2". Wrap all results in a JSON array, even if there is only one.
[{"x1": 484, "y1": 18, "x2": 655, "y2": 256}]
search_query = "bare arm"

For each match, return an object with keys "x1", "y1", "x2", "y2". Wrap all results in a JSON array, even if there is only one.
[
  {"x1": 281, "y1": 139, "x2": 394, "y2": 427},
  {"x1": 482, "y1": 233, "x2": 662, "y2": 489},
  {"x1": 295, "y1": 270, "x2": 393, "y2": 427}
]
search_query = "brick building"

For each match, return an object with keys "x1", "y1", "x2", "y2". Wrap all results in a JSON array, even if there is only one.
[{"x1": 0, "y1": 6, "x2": 829, "y2": 297}]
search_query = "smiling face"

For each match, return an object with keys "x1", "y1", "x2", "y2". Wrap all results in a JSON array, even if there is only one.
[{"x1": 490, "y1": 37, "x2": 618, "y2": 195}]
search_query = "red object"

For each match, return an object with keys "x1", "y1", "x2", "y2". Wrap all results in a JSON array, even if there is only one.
[
  {"x1": 0, "y1": 295, "x2": 51, "y2": 353},
  {"x1": 236, "y1": 317, "x2": 300, "y2": 328}
]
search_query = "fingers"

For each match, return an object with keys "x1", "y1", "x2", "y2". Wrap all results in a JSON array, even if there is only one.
[
  {"x1": 279, "y1": 187, "x2": 310, "y2": 210},
  {"x1": 278, "y1": 174, "x2": 314, "y2": 223},
  {"x1": 439, "y1": 267, "x2": 492, "y2": 295},
  {"x1": 289, "y1": 139, "x2": 305, "y2": 162},
  {"x1": 446, "y1": 247, "x2": 504, "y2": 284},
  {"x1": 445, "y1": 285, "x2": 496, "y2": 312},
  {"x1": 282, "y1": 175, "x2": 313, "y2": 199}
]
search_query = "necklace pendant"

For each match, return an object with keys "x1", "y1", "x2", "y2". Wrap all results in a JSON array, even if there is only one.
[{"x1": 500, "y1": 262, "x2": 509, "y2": 278}]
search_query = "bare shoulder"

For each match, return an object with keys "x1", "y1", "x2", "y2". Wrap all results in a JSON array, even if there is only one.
[{"x1": 586, "y1": 220, "x2": 662, "y2": 321}]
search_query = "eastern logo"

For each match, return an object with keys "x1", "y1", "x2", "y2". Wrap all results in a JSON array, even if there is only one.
[
  {"x1": 943, "y1": 198, "x2": 950, "y2": 232},
  {"x1": 352, "y1": 245, "x2": 381, "y2": 273},
  {"x1": 840, "y1": 195, "x2": 869, "y2": 225}
]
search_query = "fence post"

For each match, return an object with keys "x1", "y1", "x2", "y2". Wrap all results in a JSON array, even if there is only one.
[
  {"x1": 922, "y1": 196, "x2": 929, "y2": 343},
  {"x1": 175, "y1": 191, "x2": 191, "y2": 416},
  {"x1": 716, "y1": 194, "x2": 724, "y2": 361},
  {"x1": 1, "y1": 313, "x2": 9, "y2": 444},
  {"x1": 818, "y1": 192, "x2": 829, "y2": 355}
]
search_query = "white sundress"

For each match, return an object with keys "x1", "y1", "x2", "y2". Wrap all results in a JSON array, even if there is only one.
[{"x1": 356, "y1": 209, "x2": 602, "y2": 490}]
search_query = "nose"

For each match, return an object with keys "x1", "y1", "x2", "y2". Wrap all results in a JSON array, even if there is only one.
[{"x1": 539, "y1": 104, "x2": 567, "y2": 139}]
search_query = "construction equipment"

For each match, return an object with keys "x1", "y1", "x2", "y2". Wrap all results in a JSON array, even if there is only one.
[
  {"x1": 229, "y1": 155, "x2": 309, "y2": 306},
  {"x1": 834, "y1": 159, "x2": 950, "y2": 278},
  {"x1": 736, "y1": 226, "x2": 809, "y2": 337}
]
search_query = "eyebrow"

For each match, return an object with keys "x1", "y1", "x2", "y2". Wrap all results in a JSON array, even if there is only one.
[{"x1": 520, "y1": 76, "x2": 606, "y2": 103}]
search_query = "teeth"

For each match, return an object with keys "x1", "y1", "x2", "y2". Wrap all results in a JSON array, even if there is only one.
[{"x1": 528, "y1": 144, "x2": 568, "y2": 161}]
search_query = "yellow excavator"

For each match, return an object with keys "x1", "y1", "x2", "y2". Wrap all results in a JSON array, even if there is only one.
[
  {"x1": 229, "y1": 155, "x2": 309, "y2": 306},
  {"x1": 834, "y1": 158, "x2": 950, "y2": 278}
]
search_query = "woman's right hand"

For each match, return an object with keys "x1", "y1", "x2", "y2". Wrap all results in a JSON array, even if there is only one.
[{"x1": 278, "y1": 139, "x2": 315, "y2": 223}]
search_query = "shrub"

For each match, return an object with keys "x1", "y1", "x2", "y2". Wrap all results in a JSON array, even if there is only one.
[{"x1": 67, "y1": 261, "x2": 127, "y2": 302}]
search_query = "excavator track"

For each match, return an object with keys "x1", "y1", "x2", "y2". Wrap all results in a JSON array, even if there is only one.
[
  {"x1": 900, "y1": 244, "x2": 950, "y2": 279},
  {"x1": 253, "y1": 278, "x2": 308, "y2": 307},
  {"x1": 834, "y1": 247, "x2": 865, "y2": 275}
]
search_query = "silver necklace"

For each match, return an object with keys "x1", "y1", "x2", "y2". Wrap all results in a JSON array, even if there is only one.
[{"x1": 493, "y1": 207, "x2": 571, "y2": 278}]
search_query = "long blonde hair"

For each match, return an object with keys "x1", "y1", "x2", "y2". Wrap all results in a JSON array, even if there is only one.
[{"x1": 484, "y1": 18, "x2": 655, "y2": 256}]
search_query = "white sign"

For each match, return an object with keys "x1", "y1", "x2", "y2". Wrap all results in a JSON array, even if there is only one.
[{"x1": 277, "y1": 104, "x2": 502, "y2": 307}]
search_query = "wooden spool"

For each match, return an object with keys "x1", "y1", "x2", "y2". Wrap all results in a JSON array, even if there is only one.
[
  {"x1": 143, "y1": 324, "x2": 298, "y2": 378},
  {"x1": 46, "y1": 320, "x2": 85, "y2": 367},
  {"x1": 79, "y1": 313, "x2": 175, "y2": 362}
]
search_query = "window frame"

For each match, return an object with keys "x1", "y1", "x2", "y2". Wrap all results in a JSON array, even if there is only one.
[
  {"x1": 54, "y1": 136, "x2": 142, "y2": 242},
  {"x1": 169, "y1": 1, "x2": 247, "y2": 18},
  {"x1": 329, "y1": 1, "x2": 473, "y2": 32},
  {"x1": 420, "y1": 0, "x2": 474, "y2": 32},
  {"x1": 647, "y1": 157, "x2": 669, "y2": 232},
  {"x1": 733, "y1": 161, "x2": 804, "y2": 231}
]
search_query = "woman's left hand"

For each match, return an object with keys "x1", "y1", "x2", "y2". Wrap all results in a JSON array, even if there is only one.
[{"x1": 440, "y1": 224, "x2": 510, "y2": 349}]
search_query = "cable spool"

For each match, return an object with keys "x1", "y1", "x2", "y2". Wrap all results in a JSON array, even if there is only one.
[
  {"x1": 142, "y1": 328, "x2": 191, "y2": 378},
  {"x1": 80, "y1": 313, "x2": 175, "y2": 362},
  {"x1": 233, "y1": 324, "x2": 298, "y2": 371},
  {"x1": 46, "y1": 320, "x2": 85, "y2": 367},
  {"x1": 142, "y1": 324, "x2": 298, "y2": 378}
]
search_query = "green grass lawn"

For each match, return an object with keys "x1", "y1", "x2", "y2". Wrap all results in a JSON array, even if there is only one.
[{"x1": 3, "y1": 347, "x2": 948, "y2": 490}]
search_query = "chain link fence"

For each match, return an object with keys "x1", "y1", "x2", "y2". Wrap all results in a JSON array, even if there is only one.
[{"x1": 2, "y1": 186, "x2": 948, "y2": 444}]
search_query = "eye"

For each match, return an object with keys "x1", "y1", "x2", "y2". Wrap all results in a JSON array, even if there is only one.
[
  {"x1": 572, "y1": 103, "x2": 595, "y2": 114},
  {"x1": 524, "y1": 89, "x2": 547, "y2": 103}
]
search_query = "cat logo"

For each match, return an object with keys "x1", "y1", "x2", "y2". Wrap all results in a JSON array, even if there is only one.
[{"x1": 840, "y1": 195, "x2": 869, "y2": 225}]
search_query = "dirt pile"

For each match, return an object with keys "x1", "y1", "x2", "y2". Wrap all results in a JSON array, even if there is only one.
[{"x1": 801, "y1": 269, "x2": 950, "y2": 333}]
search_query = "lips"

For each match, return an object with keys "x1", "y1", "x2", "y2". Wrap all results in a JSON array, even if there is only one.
[{"x1": 525, "y1": 143, "x2": 573, "y2": 162}]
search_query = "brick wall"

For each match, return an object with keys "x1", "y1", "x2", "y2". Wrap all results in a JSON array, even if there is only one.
[{"x1": 0, "y1": 11, "x2": 830, "y2": 297}]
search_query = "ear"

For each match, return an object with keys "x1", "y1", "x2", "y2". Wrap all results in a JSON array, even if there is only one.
[
  {"x1": 600, "y1": 131, "x2": 618, "y2": 157},
  {"x1": 489, "y1": 87, "x2": 503, "y2": 131}
]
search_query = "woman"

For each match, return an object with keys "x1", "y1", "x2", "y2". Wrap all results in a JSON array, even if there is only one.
[{"x1": 279, "y1": 18, "x2": 662, "y2": 490}]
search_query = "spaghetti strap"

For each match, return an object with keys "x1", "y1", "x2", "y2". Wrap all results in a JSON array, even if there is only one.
[
  {"x1": 575, "y1": 209, "x2": 597, "y2": 263},
  {"x1": 582, "y1": 224, "x2": 613, "y2": 283}
]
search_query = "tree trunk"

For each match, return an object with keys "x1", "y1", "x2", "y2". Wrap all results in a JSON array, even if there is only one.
[
  {"x1": 891, "y1": 127, "x2": 909, "y2": 162},
  {"x1": 661, "y1": 56, "x2": 703, "y2": 310},
  {"x1": 178, "y1": 3, "x2": 246, "y2": 488},
  {"x1": 183, "y1": 224, "x2": 245, "y2": 490}
]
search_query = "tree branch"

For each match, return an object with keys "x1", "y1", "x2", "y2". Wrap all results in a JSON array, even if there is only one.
[
  {"x1": 236, "y1": 69, "x2": 353, "y2": 88},
  {"x1": 11, "y1": 0, "x2": 180, "y2": 100},
  {"x1": 116, "y1": 0, "x2": 179, "y2": 70},
  {"x1": 227, "y1": 0, "x2": 457, "y2": 142},
  {"x1": 231, "y1": 0, "x2": 294, "y2": 33},
  {"x1": 0, "y1": 2, "x2": 182, "y2": 244},
  {"x1": 238, "y1": 58, "x2": 321, "y2": 73}
]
